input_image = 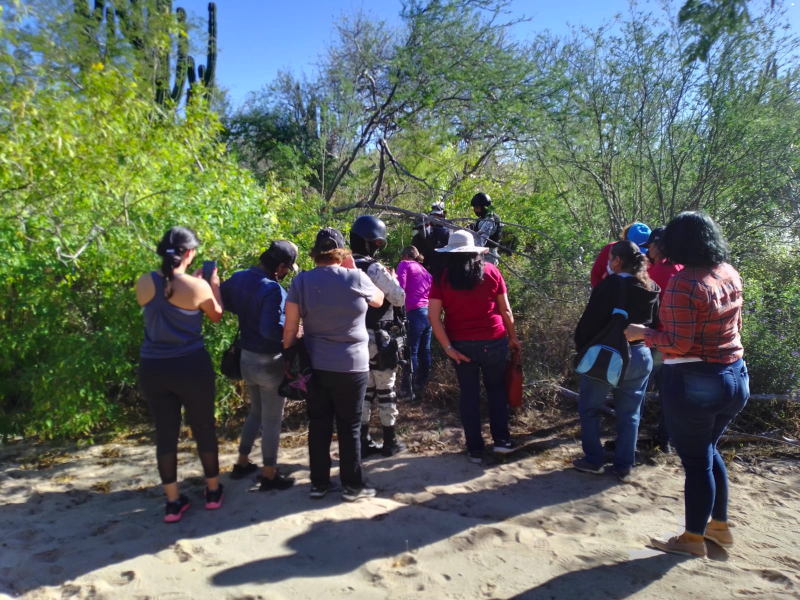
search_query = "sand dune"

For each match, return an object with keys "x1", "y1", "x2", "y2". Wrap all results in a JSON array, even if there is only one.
[{"x1": 2, "y1": 437, "x2": 799, "y2": 599}]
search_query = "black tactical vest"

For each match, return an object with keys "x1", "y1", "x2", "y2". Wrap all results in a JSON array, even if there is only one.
[{"x1": 354, "y1": 255, "x2": 394, "y2": 328}]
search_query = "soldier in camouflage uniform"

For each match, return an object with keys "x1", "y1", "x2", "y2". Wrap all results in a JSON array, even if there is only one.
[
  {"x1": 350, "y1": 215, "x2": 408, "y2": 457},
  {"x1": 471, "y1": 192, "x2": 503, "y2": 265}
]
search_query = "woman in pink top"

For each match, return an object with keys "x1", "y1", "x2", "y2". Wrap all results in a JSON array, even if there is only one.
[{"x1": 397, "y1": 246, "x2": 433, "y2": 400}]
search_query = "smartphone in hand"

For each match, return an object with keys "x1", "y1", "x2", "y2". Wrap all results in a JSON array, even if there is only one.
[{"x1": 202, "y1": 260, "x2": 217, "y2": 283}]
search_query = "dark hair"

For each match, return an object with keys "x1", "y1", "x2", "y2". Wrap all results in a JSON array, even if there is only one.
[
  {"x1": 662, "y1": 211, "x2": 730, "y2": 268},
  {"x1": 156, "y1": 226, "x2": 199, "y2": 299},
  {"x1": 400, "y1": 245, "x2": 424, "y2": 263},
  {"x1": 435, "y1": 253, "x2": 484, "y2": 290},
  {"x1": 610, "y1": 240, "x2": 654, "y2": 290}
]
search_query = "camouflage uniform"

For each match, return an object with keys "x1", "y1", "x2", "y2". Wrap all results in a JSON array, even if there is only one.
[{"x1": 354, "y1": 259, "x2": 406, "y2": 428}]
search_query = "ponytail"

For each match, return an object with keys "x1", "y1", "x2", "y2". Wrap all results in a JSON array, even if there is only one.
[
  {"x1": 610, "y1": 240, "x2": 654, "y2": 291},
  {"x1": 155, "y1": 226, "x2": 200, "y2": 299},
  {"x1": 400, "y1": 245, "x2": 424, "y2": 264}
]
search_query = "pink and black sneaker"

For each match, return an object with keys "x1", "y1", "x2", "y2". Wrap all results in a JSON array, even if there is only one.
[
  {"x1": 205, "y1": 484, "x2": 224, "y2": 510},
  {"x1": 164, "y1": 495, "x2": 190, "y2": 523}
]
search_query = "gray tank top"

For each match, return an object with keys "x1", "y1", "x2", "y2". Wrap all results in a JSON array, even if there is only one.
[{"x1": 140, "y1": 272, "x2": 205, "y2": 359}]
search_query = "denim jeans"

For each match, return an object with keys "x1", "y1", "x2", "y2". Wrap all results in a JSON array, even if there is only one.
[
  {"x1": 450, "y1": 337, "x2": 511, "y2": 453},
  {"x1": 578, "y1": 344, "x2": 653, "y2": 470},
  {"x1": 650, "y1": 349, "x2": 670, "y2": 443},
  {"x1": 662, "y1": 358, "x2": 749, "y2": 534},
  {"x1": 239, "y1": 350, "x2": 286, "y2": 467},
  {"x1": 402, "y1": 307, "x2": 432, "y2": 391}
]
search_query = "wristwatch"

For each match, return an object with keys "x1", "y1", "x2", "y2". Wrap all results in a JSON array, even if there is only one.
[{"x1": 445, "y1": 344, "x2": 453, "y2": 351}]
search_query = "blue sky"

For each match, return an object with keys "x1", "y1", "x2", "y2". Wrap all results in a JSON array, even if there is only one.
[{"x1": 177, "y1": 0, "x2": 799, "y2": 107}]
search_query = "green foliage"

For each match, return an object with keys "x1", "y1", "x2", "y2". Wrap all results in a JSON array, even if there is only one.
[
  {"x1": 0, "y1": 6, "x2": 316, "y2": 439},
  {"x1": 738, "y1": 251, "x2": 800, "y2": 395},
  {"x1": 678, "y1": 0, "x2": 752, "y2": 63}
]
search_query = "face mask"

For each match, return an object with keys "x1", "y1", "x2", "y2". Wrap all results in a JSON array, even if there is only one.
[{"x1": 606, "y1": 260, "x2": 614, "y2": 275}]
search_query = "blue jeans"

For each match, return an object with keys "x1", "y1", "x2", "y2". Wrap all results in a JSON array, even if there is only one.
[
  {"x1": 450, "y1": 337, "x2": 511, "y2": 452},
  {"x1": 405, "y1": 307, "x2": 431, "y2": 388},
  {"x1": 662, "y1": 359, "x2": 749, "y2": 534},
  {"x1": 650, "y1": 349, "x2": 670, "y2": 443},
  {"x1": 578, "y1": 344, "x2": 653, "y2": 470}
]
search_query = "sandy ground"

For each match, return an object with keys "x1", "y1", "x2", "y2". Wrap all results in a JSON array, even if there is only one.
[{"x1": 2, "y1": 433, "x2": 800, "y2": 600}]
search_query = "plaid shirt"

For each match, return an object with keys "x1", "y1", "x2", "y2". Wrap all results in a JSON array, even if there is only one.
[{"x1": 645, "y1": 263, "x2": 744, "y2": 364}]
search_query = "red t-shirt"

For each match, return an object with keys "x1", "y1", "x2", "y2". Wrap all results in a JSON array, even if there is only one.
[
  {"x1": 648, "y1": 259, "x2": 684, "y2": 301},
  {"x1": 590, "y1": 243, "x2": 613, "y2": 287},
  {"x1": 429, "y1": 263, "x2": 508, "y2": 341}
]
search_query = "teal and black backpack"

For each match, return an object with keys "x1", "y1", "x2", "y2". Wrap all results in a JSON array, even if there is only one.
[{"x1": 573, "y1": 278, "x2": 632, "y2": 387}]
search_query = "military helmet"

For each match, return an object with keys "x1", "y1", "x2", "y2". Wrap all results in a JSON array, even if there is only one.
[{"x1": 351, "y1": 215, "x2": 387, "y2": 246}]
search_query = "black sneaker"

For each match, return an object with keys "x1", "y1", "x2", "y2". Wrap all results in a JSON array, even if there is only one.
[
  {"x1": 361, "y1": 438, "x2": 384, "y2": 459},
  {"x1": 205, "y1": 484, "x2": 224, "y2": 510},
  {"x1": 164, "y1": 495, "x2": 190, "y2": 523},
  {"x1": 381, "y1": 439, "x2": 407, "y2": 457},
  {"x1": 342, "y1": 483, "x2": 377, "y2": 502},
  {"x1": 258, "y1": 473, "x2": 295, "y2": 491},
  {"x1": 493, "y1": 440, "x2": 515, "y2": 454},
  {"x1": 230, "y1": 461, "x2": 259, "y2": 480},
  {"x1": 310, "y1": 483, "x2": 339, "y2": 499},
  {"x1": 468, "y1": 450, "x2": 484, "y2": 464},
  {"x1": 572, "y1": 457, "x2": 605, "y2": 475},
  {"x1": 609, "y1": 466, "x2": 632, "y2": 483}
]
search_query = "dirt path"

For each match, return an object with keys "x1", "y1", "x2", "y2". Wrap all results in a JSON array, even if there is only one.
[{"x1": 1, "y1": 438, "x2": 799, "y2": 599}]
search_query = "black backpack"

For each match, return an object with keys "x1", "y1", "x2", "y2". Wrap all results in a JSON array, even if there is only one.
[{"x1": 573, "y1": 277, "x2": 631, "y2": 388}]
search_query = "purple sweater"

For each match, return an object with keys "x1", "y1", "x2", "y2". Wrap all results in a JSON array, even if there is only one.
[{"x1": 396, "y1": 260, "x2": 432, "y2": 311}]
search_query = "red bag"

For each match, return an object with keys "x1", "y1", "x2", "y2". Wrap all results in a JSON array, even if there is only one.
[{"x1": 505, "y1": 353, "x2": 524, "y2": 408}]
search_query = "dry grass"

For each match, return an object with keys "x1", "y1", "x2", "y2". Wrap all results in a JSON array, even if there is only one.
[
  {"x1": 91, "y1": 481, "x2": 111, "y2": 494},
  {"x1": 17, "y1": 451, "x2": 73, "y2": 471},
  {"x1": 100, "y1": 447, "x2": 121, "y2": 459}
]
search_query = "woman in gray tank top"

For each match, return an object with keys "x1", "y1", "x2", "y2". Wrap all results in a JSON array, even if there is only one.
[{"x1": 135, "y1": 226, "x2": 224, "y2": 523}]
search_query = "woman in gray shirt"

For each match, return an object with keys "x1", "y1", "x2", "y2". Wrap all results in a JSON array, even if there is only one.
[{"x1": 284, "y1": 228, "x2": 384, "y2": 502}]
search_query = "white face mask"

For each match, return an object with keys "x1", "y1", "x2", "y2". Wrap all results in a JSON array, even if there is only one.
[{"x1": 607, "y1": 260, "x2": 614, "y2": 275}]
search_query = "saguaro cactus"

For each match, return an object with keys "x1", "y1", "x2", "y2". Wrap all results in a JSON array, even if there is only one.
[
  {"x1": 187, "y1": 2, "x2": 217, "y2": 103},
  {"x1": 72, "y1": 0, "x2": 216, "y2": 108}
]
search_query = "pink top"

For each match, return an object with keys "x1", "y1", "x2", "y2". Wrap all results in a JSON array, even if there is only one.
[{"x1": 397, "y1": 259, "x2": 432, "y2": 311}]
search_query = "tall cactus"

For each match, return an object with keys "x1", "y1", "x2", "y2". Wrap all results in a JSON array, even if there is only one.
[
  {"x1": 72, "y1": 0, "x2": 216, "y2": 108},
  {"x1": 187, "y1": 2, "x2": 216, "y2": 104}
]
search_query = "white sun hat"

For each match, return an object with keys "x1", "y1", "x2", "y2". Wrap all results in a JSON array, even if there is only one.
[{"x1": 435, "y1": 230, "x2": 489, "y2": 253}]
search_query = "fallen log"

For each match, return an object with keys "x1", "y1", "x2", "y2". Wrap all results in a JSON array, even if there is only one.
[
  {"x1": 524, "y1": 381, "x2": 800, "y2": 404},
  {"x1": 530, "y1": 382, "x2": 800, "y2": 449}
]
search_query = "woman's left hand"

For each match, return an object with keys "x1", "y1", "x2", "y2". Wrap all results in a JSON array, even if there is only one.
[
  {"x1": 445, "y1": 346, "x2": 471, "y2": 365},
  {"x1": 509, "y1": 338, "x2": 522, "y2": 356},
  {"x1": 625, "y1": 324, "x2": 647, "y2": 342}
]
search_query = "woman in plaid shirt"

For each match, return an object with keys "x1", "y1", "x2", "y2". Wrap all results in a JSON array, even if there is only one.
[{"x1": 626, "y1": 212, "x2": 749, "y2": 558}]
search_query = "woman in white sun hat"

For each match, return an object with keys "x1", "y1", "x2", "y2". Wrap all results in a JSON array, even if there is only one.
[{"x1": 428, "y1": 230, "x2": 522, "y2": 464}]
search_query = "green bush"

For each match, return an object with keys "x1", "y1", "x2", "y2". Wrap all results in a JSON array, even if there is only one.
[{"x1": 0, "y1": 61, "x2": 320, "y2": 439}]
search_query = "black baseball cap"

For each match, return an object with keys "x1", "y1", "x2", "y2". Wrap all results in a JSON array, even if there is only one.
[
  {"x1": 312, "y1": 227, "x2": 346, "y2": 252},
  {"x1": 646, "y1": 227, "x2": 666, "y2": 247},
  {"x1": 261, "y1": 240, "x2": 299, "y2": 272}
]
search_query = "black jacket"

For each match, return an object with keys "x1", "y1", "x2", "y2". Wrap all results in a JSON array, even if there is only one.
[{"x1": 574, "y1": 274, "x2": 661, "y2": 351}]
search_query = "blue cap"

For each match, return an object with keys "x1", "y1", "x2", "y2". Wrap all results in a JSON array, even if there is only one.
[{"x1": 626, "y1": 223, "x2": 651, "y2": 253}]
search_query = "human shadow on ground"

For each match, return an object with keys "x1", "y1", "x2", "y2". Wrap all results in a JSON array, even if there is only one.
[
  {"x1": 211, "y1": 465, "x2": 623, "y2": 586},
  {"x1": 508, "y1": 554, "x2": 687, "y2": 600},
  {"x1": 0, "y1": 449, "x2": 489, "y2": 595}
]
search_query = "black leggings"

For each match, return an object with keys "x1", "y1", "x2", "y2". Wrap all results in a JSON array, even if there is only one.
[{"x1": 138, "y1": 348, "x2": 219, "y2": 485}]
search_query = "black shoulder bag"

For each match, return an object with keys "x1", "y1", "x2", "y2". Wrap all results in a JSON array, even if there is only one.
[{"x1": 220, "y1": 329, "x2": 242, "y2": 380}]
